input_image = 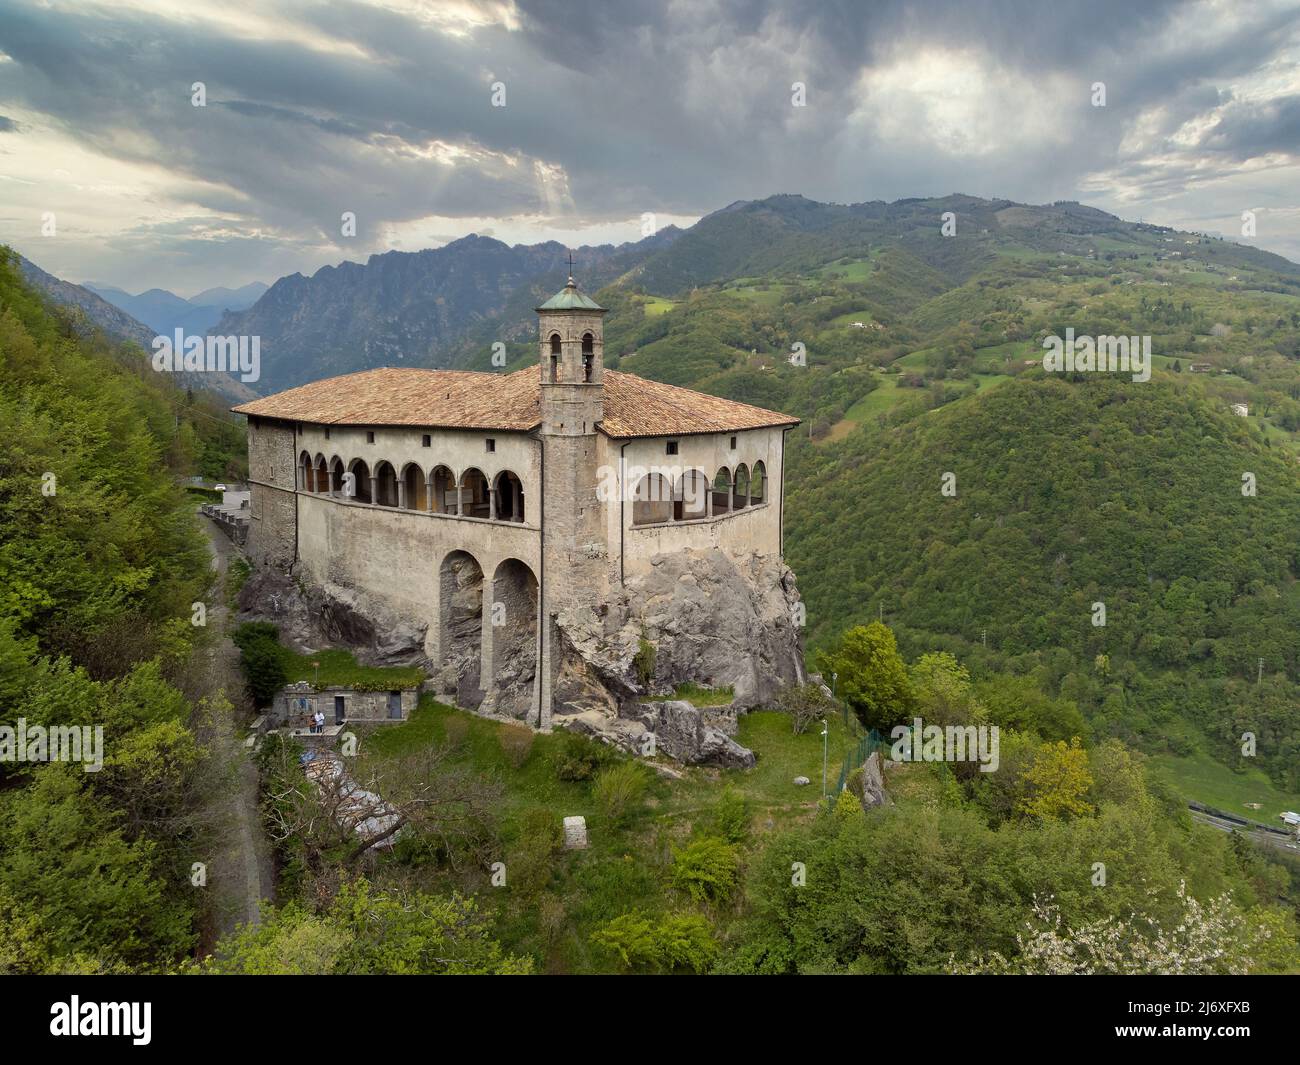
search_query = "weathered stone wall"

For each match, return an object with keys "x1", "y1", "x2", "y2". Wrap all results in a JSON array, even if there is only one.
[
  {"x1": 246, "y1": 417, "x2": 297, "y2": 570},
  {"x1": 295, "y1": 491, "x2": 542, "y2": 716},
  {"x1": 275, "y1": 683, "x2": 419, "y2": 727}
]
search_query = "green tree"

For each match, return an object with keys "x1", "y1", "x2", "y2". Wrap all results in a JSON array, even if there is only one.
[{"x1": 819, "y1": 623, "x2": 914, "y2": 730}]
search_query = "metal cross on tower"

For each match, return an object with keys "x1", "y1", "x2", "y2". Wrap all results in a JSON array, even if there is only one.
[{"x1": 567, "y1": 250, "x2": 575, "y2": 278}]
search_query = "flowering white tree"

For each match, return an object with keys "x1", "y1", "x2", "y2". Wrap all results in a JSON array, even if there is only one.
[{"x1": 951, "y1": 884, "x2": 1278, "y2": 975}]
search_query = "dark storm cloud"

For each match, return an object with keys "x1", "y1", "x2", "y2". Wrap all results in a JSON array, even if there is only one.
[{"x1": 0, "y1": 0, "x2": 1296, "y2": 288}]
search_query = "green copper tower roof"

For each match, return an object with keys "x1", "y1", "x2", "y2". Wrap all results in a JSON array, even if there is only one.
[{"x1": 536, "y1": 276, "x2": 606, "y2": 312}]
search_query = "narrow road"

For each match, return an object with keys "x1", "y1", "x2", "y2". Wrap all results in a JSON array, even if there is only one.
[{"x1": 197, "y1": 515, "x2": 276, "y2": 945}]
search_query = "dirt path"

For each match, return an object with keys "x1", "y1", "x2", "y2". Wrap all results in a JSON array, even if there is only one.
[{"x1": 197, "y1": 515, "x2": 276, "y2": 944}]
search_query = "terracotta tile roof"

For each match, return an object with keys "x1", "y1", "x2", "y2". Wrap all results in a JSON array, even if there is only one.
[
  {"x1": 601, "y1": 371, "x2": 799, "y2": 437},
  {"x1": 232, "y1": 366, "x2": 799, "y2": 438}
]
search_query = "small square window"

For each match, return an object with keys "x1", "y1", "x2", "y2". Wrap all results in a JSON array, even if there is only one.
[
  {"x1": 666, "y1": 440, "x2": 679, "y2": 456},
  {"x1": 422, "y1": 434, "x2": 431, "y2": 447},
  {"x1": 324, "y1": 427, "x2": 330, "y2": 439},
  {"x1": 729, "y1": 436, "x2": 737, "y2": 449},
  {"x1": 366, "y1": 431, "x2": 375, "y2": 444},
  {"x1": 486, "y1": 438, "x2": 496, "y2": 453}
]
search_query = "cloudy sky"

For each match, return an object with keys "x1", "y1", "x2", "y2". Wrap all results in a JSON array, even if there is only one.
[{"x1": 0, "y1": 0, "x2": 1298, "y2": 295}]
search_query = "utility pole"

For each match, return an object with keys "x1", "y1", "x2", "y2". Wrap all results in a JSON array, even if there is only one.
[{"x1": 821, "y1": 719, "x2": 829, "y2": 801}]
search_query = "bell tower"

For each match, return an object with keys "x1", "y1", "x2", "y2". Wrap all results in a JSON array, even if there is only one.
[
  {"x1": 535, "y1": 270, "x2": 609, "y2": 729},
  {"x1": 537, "y1": 272, "x2": 606, "y2": 436}
]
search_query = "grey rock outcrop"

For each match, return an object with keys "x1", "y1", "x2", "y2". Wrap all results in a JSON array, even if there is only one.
[
  {"x1": 553, "y1": 548, "x2": 804, "y2": 712},
  {"x1": 640, "y1": 700, "x2": 756, "y2": 769},
  {"x1": 237, "y1": 568, "x2": 428, "y2": 669},
  {"x1": 859, "y1": 751, "x2": 891, "y2": 809}
]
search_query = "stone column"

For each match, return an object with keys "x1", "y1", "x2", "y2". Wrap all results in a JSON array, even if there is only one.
[
  {"x1": 479, "y1": 576, "x2": 495, "y2": 692},
  {"x1": 425, "y1": 473, "x2": 435, "y2": 512},
  {"x1": 397, "y1": 479, "x2": 407, "y2": 510},
  {"x1": 488, "y1": 485, "x2": 498, "y2": 521},
  {"x1": 368, "y1": 475, "x2": 378, "y2": 506}
]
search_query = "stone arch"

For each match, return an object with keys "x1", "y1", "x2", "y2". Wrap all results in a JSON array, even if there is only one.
[
  {"x1": 299, "y1": 450, "x2": 314, "y2": 491},
  {"x1": 633, "y1": 471, "x2": 672, "y2": 525},
  {"x1": 490, "y1": 558, "x2": 538, "y2": 717},
  {"x1": 439, "y1": 550, "x2": 485, "y2": 709},
  {"x1": 674, "y1": 468, "x2": 709, "y2": 520},
  {"x1": 548, "y1": 333, "x2": 561, "y2": 382},
  {"x1": 430, "y1": 464, "x2": 455, "y2": 513},
  {"x1": 493, "y1": 469, "x2": 525, "y2": 522},
  {"x1": 314, "y1": 453, "x2": 328, "y2": 493},
  {"x1": 346, "y1": 458, "x2": 371, "y2": 503},
  {"x1": 581, "y1": 331, "x2": 594, "y2": 382},
  {"x1": 329, "y1": 456, "x2": 344, "y2": 496},
  {"x1": 733, "y1": 463, "x2": 750, "y2": 511},
  {"x1": 400, "y1": 461, "x2": 425, "y2": 511},
  {"x1": 374, "y1": 460, "x2": 399, "y2": 508},
  {"x1": 460, "y1": 467, "x2": 491, "y2": 519},
  {"x1": 712, "y1": 466, "x2": 732, "y2": 516},
  {"x1": 751, "y1": 460, "x2": 766, "y2": 504}
]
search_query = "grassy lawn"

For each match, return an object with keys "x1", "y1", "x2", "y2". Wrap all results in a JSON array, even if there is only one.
[
  {"x1": 642, "y1": 296, "x2": 676, "y2": 317},
  {"x1": 1149, "y1": 748, "x2": 1300, "y2": 820},
  {"x1": 281, "y1": 647, "x2": 424, "y2": 690},
  {"x1": 351, "y1": 697, "x2": 857, "y2": 972}
]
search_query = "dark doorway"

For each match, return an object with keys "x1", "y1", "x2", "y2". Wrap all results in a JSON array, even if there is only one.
[
  {"x1": 334, "y1": 695, "x2": 346, "y2": 724},
  {"x1": 387, "y1": 690, "x2": 402, "y2": 719}
]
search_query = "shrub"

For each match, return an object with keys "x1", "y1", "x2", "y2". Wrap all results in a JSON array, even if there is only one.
[
  {"x1": 633, "y1": 635, "x2": 657, "y2": 689},
  {"x1": 498, "y1": 723, "x2": 535, "y2": 769},
  {"x1": 552, "y1": 731, "x2": 615, "y2": 782},
  {"x1": 712, "y1": 787, "x2": 750, "y2": 843},
  {"x1": 231, "y1": 622, "x2": 287, "y2": 707},
  {"x1": 590, "y1": 911, "x2": 661, "y2": 969},
  {"x1": 776, "y1": 682, "x2": 836, "y2": 735},
  {"x1": 441, "y1": 714, "x2": 470, "y2": 749},
  {"x1": 670, "y1": 836, "x2": 740, "y2": 905},
  {"x1": 507, "y1": 809, "x2": 563, "y2": 898},
  {"x1": 590, "y1": 911, "x2": 718, "y2": 973},
  {"x1": 593, "y1": 761, "x2": 649, "y2": 825},
  {"x1": 657, "y1": 912, "x2": 718, "y2": 973}
]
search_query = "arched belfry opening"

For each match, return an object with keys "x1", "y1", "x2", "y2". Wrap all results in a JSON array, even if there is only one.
[{"x1": 536, "y1": 270, "x2": 607, "y2": 402}]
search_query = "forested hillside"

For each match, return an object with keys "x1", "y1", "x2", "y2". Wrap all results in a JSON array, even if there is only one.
[
  {"x1": 517, "y1": 194, "x2": 1300, "y2": 798},
  {"x1": 0, "y1": 248, "x2": 247, "y2": 971}
]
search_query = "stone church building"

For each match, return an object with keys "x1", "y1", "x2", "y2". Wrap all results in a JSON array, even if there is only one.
[{"x1": 234, "y1": 277, "x2": 804, "y2": 728}]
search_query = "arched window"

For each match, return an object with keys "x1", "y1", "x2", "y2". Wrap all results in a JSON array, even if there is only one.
[
  {"x1": 430, "y1": 465, "x2": 455, "y2": 513},
  {"x1": 581, "y1": 332, "x2": 594, "y2": 382},
  {"x1": 299, "y1": 451, "x2": 314, "y2": 491},
  {"x1": 314, "y1": 454, "x2": 328, "y2": 493},
  {"x1": 549, "y1": 334, "x2": 561, "y2": 382},
  {"x1": 632, "y1": 472, "x2": 672, "y2": 525},
  {"x1": 674, "y1": 469, "x2": 709, "y2": 521},
  {"x1": 733, "y1": 463, "x2": 750, "y2": 511},
  {"x1": 494, "y1": 470, "x2": 525, "y2": 522},
  {"x1": 712, "y1": 467, "x2": 732, "y2": 515},
  {"x1": 750, "y1": 461, "x2": 766, "y2": 504},
  {"x1": 400, "y1": 462, "x2": 425, "y2": 511},
  {"x1": 347, "y1": 459, "x2": 371, "y2": 503},
  {"x1": 329, "y1": 456, "x2": 344, "y2": 496},
  {"x1": 460, "y1": 468, "x2": 491, "y2": 519},
  {"x1": 374, "y1": 461, "x2": 399, "y2": 507}
]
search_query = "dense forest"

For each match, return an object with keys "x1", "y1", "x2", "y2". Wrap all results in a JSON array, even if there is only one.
[{"x1": 0, "y1": 248, "x2": 246, "y2": 971}]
